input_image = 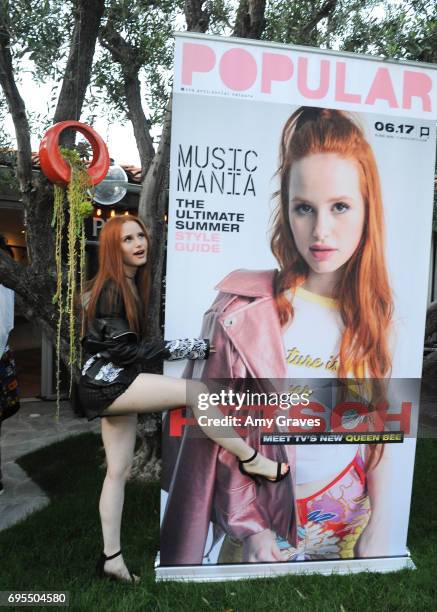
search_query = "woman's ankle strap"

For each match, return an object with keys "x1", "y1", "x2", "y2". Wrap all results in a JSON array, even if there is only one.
[
  {"x1": 103, "y1": 550, "x2": 122, "y2": 561},
  {"x1": 240, "y1": 449, "x2": 258, "y2": 464}
]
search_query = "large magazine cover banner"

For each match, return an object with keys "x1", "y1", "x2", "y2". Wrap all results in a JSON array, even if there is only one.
[{"x1": 160, "y1": 33, "x2": 437, "y2": 570}]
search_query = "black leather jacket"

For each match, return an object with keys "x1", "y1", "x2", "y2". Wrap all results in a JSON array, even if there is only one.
[{"x1": 81, "y1": 280, "x2": 209, "y2": 387}]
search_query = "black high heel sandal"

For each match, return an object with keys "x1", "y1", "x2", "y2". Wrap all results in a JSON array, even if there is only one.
[
  {"x1": 96, "y1": 550, "x2": 139, "y2": 584},
  {"x1": 238, "y1": 449, "x2": 290, "y2": 483}
]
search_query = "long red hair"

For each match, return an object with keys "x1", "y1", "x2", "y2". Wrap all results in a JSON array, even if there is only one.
[
  {"x1": 84, "y1": 215, "x2": 151, "y2": 336},
  {"x1": 271, "y1": 107, "x2": 393, "y2": 380}
]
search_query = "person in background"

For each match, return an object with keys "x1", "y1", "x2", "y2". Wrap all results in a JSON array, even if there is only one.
[{"x1": 0, "y1": 235, "x2": 19, "y2": 494}]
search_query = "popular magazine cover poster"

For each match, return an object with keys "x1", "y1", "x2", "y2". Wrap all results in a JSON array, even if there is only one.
[{"x1": 159, "y1": 33, "x2": 437, "y2": 569}]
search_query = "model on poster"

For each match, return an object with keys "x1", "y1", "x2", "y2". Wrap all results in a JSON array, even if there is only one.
[{"x1": 161, "y1": 106, "x2": 402, "y2": 565}]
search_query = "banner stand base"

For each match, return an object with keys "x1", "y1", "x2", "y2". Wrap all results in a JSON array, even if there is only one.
[{"x1": 155, "y1": 551, "x2": 415, "y2": 582}]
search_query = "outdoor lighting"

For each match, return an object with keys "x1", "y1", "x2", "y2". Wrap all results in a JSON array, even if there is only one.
[
  {"x1": 110, "y1": 210, "x2": 116, "y2": 218},
  {"x1": 90, "y1": 159, "x2": 128, "y2": 206},
  {"x1": 96, "y1": 208, "x2": 102, "y2": 217}
]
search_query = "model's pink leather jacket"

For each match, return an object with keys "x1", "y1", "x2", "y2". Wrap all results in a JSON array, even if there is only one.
[{"x1": 160, "y1": 269, "x2": 297, "y2": 566}]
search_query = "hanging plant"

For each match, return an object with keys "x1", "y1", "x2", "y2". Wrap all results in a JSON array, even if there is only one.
[
  {"x1": 39, "y1": 120, "x2": 110, "y2": 417},
  {"x1": 51, "y1": 149, "x2": 93, "y2": 417},
  {"x1": 39, "y1": 120, "x2": 110, "y2": 416}
]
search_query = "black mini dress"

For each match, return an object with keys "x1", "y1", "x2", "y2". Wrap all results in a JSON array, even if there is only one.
[
  {"x1": 78, "y1": 379, "x2": 130, "y2": 420},
  {"x1": 78, "y1": 281, "x2": 209, "y2": 420}
]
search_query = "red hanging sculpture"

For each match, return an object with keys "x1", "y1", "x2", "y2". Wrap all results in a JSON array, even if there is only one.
[{"x1": 39, "y1": 120, "x2": 110, "y2": 185}]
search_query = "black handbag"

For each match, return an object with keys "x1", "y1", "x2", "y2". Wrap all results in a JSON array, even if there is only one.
[{"x1": 0, "y1": 349, "x2": 20, "y2": 422}]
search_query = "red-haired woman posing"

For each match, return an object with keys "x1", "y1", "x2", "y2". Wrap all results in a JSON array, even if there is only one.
[{"x1": 78, "y1": 215, "x2": 288, "y2": 582}]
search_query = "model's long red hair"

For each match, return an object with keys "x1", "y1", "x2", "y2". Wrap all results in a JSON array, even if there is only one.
[
  {"x1": 271, "y1": 107, "x2": 393, "y2": 380},
  {"x1": 84, "y1": 215, "x2": 151, "y2": 337}
]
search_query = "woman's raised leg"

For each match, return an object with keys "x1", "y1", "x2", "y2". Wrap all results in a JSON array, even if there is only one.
[
  {"x1": 104, "y1": 374, "x2": 288, "y2": 481},
  {"x1": 99, "y1": 413, "x2": 139, "y2": 582}
]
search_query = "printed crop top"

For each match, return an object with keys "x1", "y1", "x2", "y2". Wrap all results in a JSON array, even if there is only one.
[{"x1": 282, "y1": 286, "x2": 358, "y2": 485}]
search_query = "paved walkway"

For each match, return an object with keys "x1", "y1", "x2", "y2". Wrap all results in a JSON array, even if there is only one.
[{"x1": 0, "y1": 399, "x2": 99, "y2": 531}]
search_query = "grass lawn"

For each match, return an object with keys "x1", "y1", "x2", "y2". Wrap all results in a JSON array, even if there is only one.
[{"x1": 0, "y1": 434, "x2": 436, "y2": 612}]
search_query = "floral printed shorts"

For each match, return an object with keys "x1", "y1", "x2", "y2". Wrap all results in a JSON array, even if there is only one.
[{"x1": 277, "y1": 452, "x2": 371, "y2": 560}]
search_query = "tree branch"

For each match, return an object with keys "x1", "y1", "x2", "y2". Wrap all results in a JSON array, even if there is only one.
[
  {"x1": 53, "y1": 0, "x2": 105, "y2": 127},
  {"x1": 184, "y1": 0, "x2": 210, "y2": 33},
  {"x1": 426, "y1": 301, "x2": 437, "y2": 338},
  {"x1": 21, "y1": 0, "x2": 105, "y2": 278},
  {"x1": 0, "y1": 246, "x2": 71, "y2": 361},
  {"x1": 300, "y1": 0, "x2": 338, "y2": 39},
  {"x1": 99, "y1": 21, "x2": 155, "y2": 177},
  {"x1": 233, "y1": 0, "x2": 266, "y2": 39},
  {"x1": 0, "y1": 250, "x2": 28, "y2": 293},
  {"x1": 138, "y1": 98, "x2": 172, "y2": 228},
  {"x1": 0, "y1": 2, "x2": 32, "y2": 193},
  {"x1": 138, "y1": 98, "x2": 172, "y2": 337}
]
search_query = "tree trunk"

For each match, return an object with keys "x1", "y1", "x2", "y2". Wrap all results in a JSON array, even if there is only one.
[
  {"x1": 422, "y1": 301, "x2": 437, "y2": 392},
  {"x1": 0, "y1": 0, "x2": 104, "y2": 396},
  {"x1": 130, "y1": 413, "x2": 162, "y2": 482}
]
